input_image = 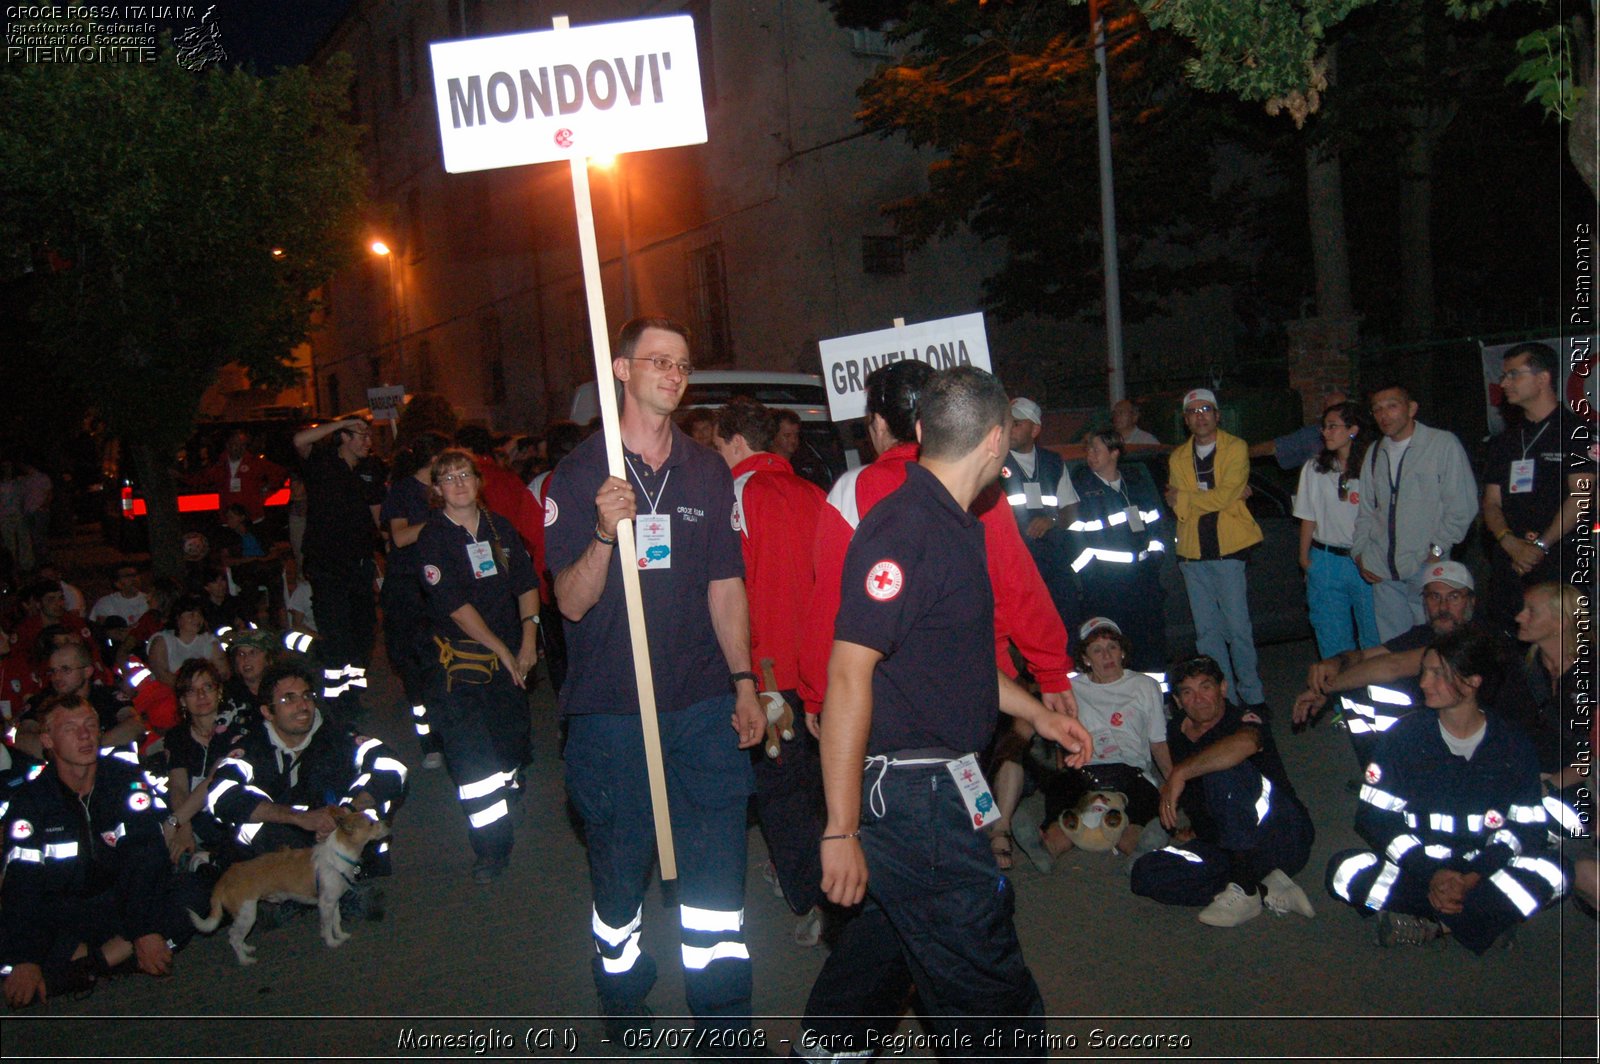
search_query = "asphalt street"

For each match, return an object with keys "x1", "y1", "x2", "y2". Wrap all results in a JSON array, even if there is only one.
[{"x1": 2, "y1": 531, "x2": 1596, "y2": 1060}]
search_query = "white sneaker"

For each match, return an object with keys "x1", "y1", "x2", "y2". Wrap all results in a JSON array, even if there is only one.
[
  {"x1": 422, "y1": 752, "x2": 444, "y2": 770},
  {"x1": 1263, "y1": 868, "x2": 1316, "y2": 918},
  {"x1": 1198, "y1": 882, "x2": 1263, "y2": 927},
  {"x1": 793, "y1": 907, "x2": 823, "y2": 947}
]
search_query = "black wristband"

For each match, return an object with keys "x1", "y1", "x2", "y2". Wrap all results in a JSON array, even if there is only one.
[{"x1": 729, "y1": 671, "x2": 759, "y2": 690}]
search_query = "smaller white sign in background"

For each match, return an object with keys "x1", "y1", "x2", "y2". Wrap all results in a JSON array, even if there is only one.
[
  {"x1": 1479, "y1": 336, "x2": 1597, "y2": 434},
  {"x1": 367, "y1": 385, "x2": 407, "y2": 422},
  {"x1": 430, "y1": 15, "x2": 706, "y2": 174},
  {"x1": 818, "y1": 312, "x2": 992, "y2": 422}
]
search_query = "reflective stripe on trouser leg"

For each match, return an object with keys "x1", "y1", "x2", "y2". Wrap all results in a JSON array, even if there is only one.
[
  {"x1": 428, "y1": 668, "x2": 519, "y2": 861},
  {"x1": 680, "y1": 905, "x2": 749, "y2": 970},
  {"x1": 593, "y1": 906, "x2": 643, "y2": 975}
]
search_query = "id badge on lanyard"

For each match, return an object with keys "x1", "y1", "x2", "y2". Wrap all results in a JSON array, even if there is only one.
[
  {"x1": 465, "y1": 540, "x2": 498, "y2": 579},
  {"x1": 946, "y1": 753, "x2": 1001, "y2": 829},
  {"x1": 627, "y1": 460, "x2": 674, "y2": 571},
  {"x1": 1508, "y1": 459, "x2": 1535, "y2": 495}
]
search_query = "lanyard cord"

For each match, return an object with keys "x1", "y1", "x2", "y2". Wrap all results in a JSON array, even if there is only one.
[
  {"x1": 1519, "y1": 418, "x2": 1551, "y2": 460},
  {"x1": 625, "y1": 457, "x2": 673, "y2": 515}
]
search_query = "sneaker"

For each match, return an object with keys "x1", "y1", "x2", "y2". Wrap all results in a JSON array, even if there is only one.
[
  {"x1": 422, "y1": 752, "x2": 444, "y2": 770},
  {"x1": 760, "y1": 860, "x2": 785, "y2": 899},
  {"x1": 1010, "y1": 799, "x2": 1053, "y2": 874},
  {"x1": 793, "y1": 907, "x2": 822, "y2": 947},
  {"x1": 1376, "y1": 911, "x2": 1442, "y2": 947},
  {"x1": 1198, "y1": 882, "x2": 1263, "y2": 927},
  {"x1": 1263, "y1": 868, "x2": 1316, "y2": 919},
  {"x1": 471, "y1": 855, "x2": 509, "y2": 884}
]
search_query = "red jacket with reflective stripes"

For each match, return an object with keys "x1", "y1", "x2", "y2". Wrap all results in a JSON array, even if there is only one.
[{"x1": 797, "y1": 442, "x2": 1072, "y2": 715}]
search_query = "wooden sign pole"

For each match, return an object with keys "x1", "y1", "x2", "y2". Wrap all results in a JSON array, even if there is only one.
[{"x1": 556, "y1": 14, "x2": 677, "y2": 882}]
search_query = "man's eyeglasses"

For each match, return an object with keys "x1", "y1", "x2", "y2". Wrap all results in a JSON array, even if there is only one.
[
  {"x1": 275, "y1": 690, "x2": 316, "y2": 707},
  {"x1": 46, "y1": 664, "x2": 89, "y2": 676},
  {"x1": 1498, "y1": 367, "x2": 1538, "y2": 381},
  {"x1": 627, "y1": 355, "x2": 694, "y2": 376},
  {"x1": 1184, "y1": 404, "x2": 1217, "y2": 416}
]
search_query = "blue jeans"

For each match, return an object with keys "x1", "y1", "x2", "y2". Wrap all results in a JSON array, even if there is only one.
[
  {"x1": 799, "y1": 758, "x2": 1045, "y2": 1061},
  {"x1": 1306, "y1": 548, "x2": 1380, "y2": 658},
  {"x1": 565, "y1": 697, "x2": 755, "y2": 1027},
  {"x1": 1179, "y1": 558, "x2": 1264, "y2": 705}
]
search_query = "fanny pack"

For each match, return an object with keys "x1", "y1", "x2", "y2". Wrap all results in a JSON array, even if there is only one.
[{"x1": 434, "y1": 635, "x2": 498, "y2": 691}]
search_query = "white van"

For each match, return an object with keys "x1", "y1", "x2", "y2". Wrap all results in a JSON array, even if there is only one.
[{"x1": 568, "y1": 370, "x2": 856, "y2": 486}]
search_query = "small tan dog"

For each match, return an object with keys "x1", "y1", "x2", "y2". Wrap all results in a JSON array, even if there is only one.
[{"x1": 189, "y1": 807, "x2": 390, "y2": 965}]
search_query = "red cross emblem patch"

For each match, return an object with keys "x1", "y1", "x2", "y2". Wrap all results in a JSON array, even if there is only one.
[
  {"x1": 1485, "y1": 809, "x2": 1504, "y2": 829},
  {"x1": 10, "y1": 818, "x2": 32, "y2": 840},
  {"x1": 543, "y1": 496, "x2": 558, "y2": 527},
  {"x1": 423, "y1": 564, "x2": 442, "y2": 586},
  {"x1": 102, "y1": 830, "x2": 120, "y2": 847},
  {"x1": 865, "y1": 560, "x2": 904, "y2": 602},
  {"x1": 1365, "y1": 763, "x2": 1382, "y2": 784},
  {"x1": 127, "y1": 791, "x2": 151, "y2": 812}
]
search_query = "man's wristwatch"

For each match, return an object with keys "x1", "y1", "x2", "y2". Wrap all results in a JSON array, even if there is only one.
[
  {"x1": 1533, "y1": 537, "x2": 1551, "y2": 554},
  {"x1": 729, "y1": 671, "x2": 759, "y2": 690}
]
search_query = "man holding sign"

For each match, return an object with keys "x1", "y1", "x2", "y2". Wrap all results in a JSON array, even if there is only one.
[{"x1": 546, "y1": 317, "x2": 765, "y2": 1042}]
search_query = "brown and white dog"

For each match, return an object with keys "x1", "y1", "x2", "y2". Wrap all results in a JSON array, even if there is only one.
[{"x1": 188, "y1": 806, "x2": 390, "y2": 965}]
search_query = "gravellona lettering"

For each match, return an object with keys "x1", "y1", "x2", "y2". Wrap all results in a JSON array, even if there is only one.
[
  {"x1": 830, "y1": 341, "x2": 974, "y2": 395},
  {"x1": 448, "y1": 53, "x2": 672, "y2": 128}
]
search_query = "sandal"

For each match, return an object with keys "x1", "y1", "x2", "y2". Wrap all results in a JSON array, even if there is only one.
[{"x1": 990, "y1": 830, "x2": 1015, "y2": 871}]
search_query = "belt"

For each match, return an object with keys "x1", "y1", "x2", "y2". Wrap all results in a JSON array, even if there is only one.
[{"x1": 1312, "y1": 541, "x2": 1351, "y2": 557}]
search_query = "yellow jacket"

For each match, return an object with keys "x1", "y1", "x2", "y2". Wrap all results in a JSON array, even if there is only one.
[{"x1": 1167, "y1": 430, "x2": 1263, "y2": 560}]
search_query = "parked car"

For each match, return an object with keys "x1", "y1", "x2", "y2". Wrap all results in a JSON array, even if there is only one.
[
  {"x1": 1050, "y1": 446, "x2": 1313, "y2": 653},
  {"x1": 570, "y1": 370, "x2": 854, "y2": 487}
]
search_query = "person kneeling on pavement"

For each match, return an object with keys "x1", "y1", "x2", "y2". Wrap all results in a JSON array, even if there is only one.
[
  {"x1": 205, "y1": 660, "x2": 407, "y2": 918},
  {"x1": 1, "y1": 694, "x2": 210, "y2": 1007},
  {"x1": 1326, "y1": 629, "x2": 1566, "y2": 950},
  {"x1": 1130, "y1": 655, "x2": 1317, "y2": 926}
]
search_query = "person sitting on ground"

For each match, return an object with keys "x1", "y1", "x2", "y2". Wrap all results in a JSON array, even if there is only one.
[
  {"x1": 1291, "y1": 561, "x2": 1507, "y2": 767},
  {"x1": 13, "y1": 581, "x2": 95, "y2": 672},
  {"x1": 205, "y1": 659, "x2": 406, "y2": 874},
  {"x1": 1511, "y1": 582, "x2": 1596, "y2": 910},
  {"x1": 17, "y1": 642, "x2": 142, "y2": 758},
  {"x1": 0, "y1": 694, "x2": 209, "y2": 1007},
  {"x1": 192, "y1": 567, "x2": 248, "y2": 635},
  {"x1": 1130, "y1": 655, "x2": 1317, "y2": 927},
  {"x1": 89, "y1": 563, "x2": 149, "y2": 632},
  {"x1": 123, "y1": 578, "x2": 178, "y2": 667},
  {"x1": 160, "y1": 659, "x2": 235, "y2": 873},
  {"x1": 1011, "y1": 618, "x2": 1172, "y2": 872},
  {"x1": 1325, "y1": 629, "x2": 1566, "y2": 950},
  {"x1": 146, "y1": 594, "x2": 229, "y2": 689},
  {"x1": 219, "y1": 629, "x2": 275, "y2": 735}
]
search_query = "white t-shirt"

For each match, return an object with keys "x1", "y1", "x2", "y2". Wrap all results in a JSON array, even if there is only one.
[
  {"x1": 1072, "y1": 670, "x2": 1167, "y2": 782},
  {"x1": 148, "y1": 630, "x2": 221, "y2": 672},
  {"x1": 90, "y1": 591, "x2": 150, "y2": 625},
  {"x1": 284, "y1": 576, "x2": 317, "y2": 633},
  {"x1": 1293, "y1": 460, "x2": 1363, "y2": 549}
]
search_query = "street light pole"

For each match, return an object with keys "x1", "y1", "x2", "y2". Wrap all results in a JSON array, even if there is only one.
[
  {"x1": 1090, "y1": 0, "x2": 1127, "y2": 404},
  {"x1": 370, "y1": 239, "x2": 402, "y2": 381}
]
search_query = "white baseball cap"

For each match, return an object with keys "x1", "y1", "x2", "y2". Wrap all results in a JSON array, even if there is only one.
[
  {"x1": 1009, "y1": 398, "x2": 1043, "y2": 425},
  {"x1": 1182, "y1": 388, "x2": 1218, "y2": 411},
  {"x1": 1423, "y1": 560, "x2": 1474, "y2": 591},
  {"x1": 1078, "y1": 616, "x2": 1123, "y2": 642}
]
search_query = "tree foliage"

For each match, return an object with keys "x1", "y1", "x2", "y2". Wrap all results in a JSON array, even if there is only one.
[
  {"x1": 0, "y1": 48, "x2": 366, "y2": 574},
  {"x1": 834, "y1": 0, "x2": 1286, "y2": 326}
]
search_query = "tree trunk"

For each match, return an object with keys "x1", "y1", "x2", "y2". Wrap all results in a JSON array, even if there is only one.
[
  {"x1": 128, "y1": 439, "x2": 183, "y2": 584},
  {"x1": 1396, "y1": 3, "x2": 1436, "y2": 337},
  {"x1": 1305, "y1": 141, "x2": 1355, "y2": 321}
]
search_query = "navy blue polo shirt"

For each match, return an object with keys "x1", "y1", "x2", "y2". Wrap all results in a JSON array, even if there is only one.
[
  {"x1": 1167, "y1": 701, "x2": 1304, "y2": 839},
  {"x1": 380, "y1": 474, "x2": 433, "y2": 577},
  {"x1": 301, "y1": 449, "x2": 386, "y2": 574},
  {"x1": 545, "y1": 427, "x2": 743, "y2": 717},
  {"x1": 417, "y1": 508, "x2": 536, "y2": 649},
  {"x1": 833, "y1": 462, "x2": 997, "y2": 756},
  {"x1": 1485, "y1": 405, "x2": 1592, "y2": 538}
]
